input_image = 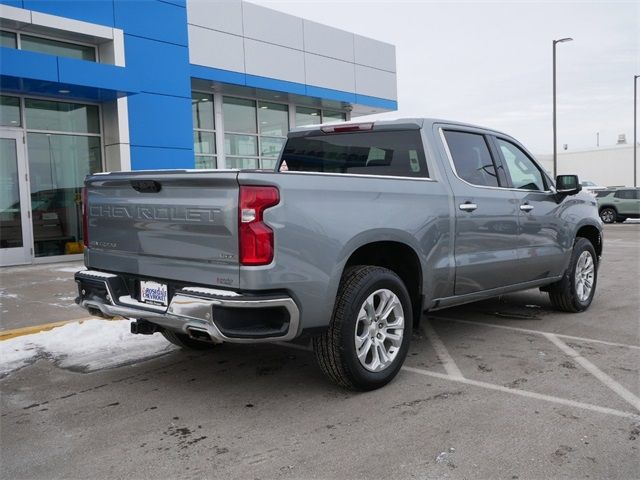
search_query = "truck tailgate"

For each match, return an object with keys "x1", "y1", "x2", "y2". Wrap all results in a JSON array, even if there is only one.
[{"x1": 84, "y1": 170, "x2": 240, "y2": 288}]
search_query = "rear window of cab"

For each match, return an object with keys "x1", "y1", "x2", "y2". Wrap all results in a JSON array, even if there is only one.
[{"x1": 279, "y1": 130, "x2": 428, "y2": 178}]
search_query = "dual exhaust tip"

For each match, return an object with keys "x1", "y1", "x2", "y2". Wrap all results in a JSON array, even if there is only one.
[{"x1": 130, "y1": 320, "x2": 214, "y2": 343}]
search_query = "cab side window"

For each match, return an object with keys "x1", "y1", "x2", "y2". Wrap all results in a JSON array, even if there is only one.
[
  {"x1": 496, "y1": 139, "x2": 546, "y2": 191},
  {"x1": 443, "y1": 130, "x2": 500, "y2": 187},
  {"x1": 614, "y1": 190, "x2": 635, "y2": 199}
]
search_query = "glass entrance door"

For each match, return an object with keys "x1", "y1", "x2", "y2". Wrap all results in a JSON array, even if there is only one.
[{"x1": 0, "y1": 129, "x2": 31, "y2": 266}]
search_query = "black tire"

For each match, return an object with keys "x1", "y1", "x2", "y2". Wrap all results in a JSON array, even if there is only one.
[
  {"x1": 313, "y1": 265, "x2": 413, "y2": 391},
  {"x1": 599, "y1": 207, "x2": 616, "y2": 224},
  {"x1": 547, "y1": 238, "x2": 598, "y2": 313},
  {"x1": 161, "y1": 330, "x2": 217, "y2": 350}
]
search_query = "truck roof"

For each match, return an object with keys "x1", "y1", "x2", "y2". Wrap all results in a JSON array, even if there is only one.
[{"x1": 289, "y1": 117, "x2": 513, "y2": 139}]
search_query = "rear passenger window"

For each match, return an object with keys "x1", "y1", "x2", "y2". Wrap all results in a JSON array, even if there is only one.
[
  {"x1": 443, "y1": 130, "x2": 499, "y2": 187},
  {"x1": 280, "y1": 130, "x2": 428, "y2": 178},
  {"x1": 614, "y1": 190, "x2": 634, "y2": 199}
]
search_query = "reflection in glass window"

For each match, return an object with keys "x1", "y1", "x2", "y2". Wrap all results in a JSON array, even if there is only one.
[
  {"x1": 323, "y1": 110, "x2": 346, "y2": 123},
  {"x1": 194, "y1": 131, "x2": 216, "y2": 155},
  {"x1": 496, "y1": 139, "x2": 545, "y2": 191},
  {"x1": 258, "y1": 102, "x2": 288, "y2": 136},
  {"x1": 260, "y1": 137, "x2": 286, "y2": 158},
  {"x1": 0, "y1": 95, "x2": 21, "y2": 127},
  {"x1": 223, "y1": 97, "x2": 257, "y2": 133},
  {"x1": 225, "y1": 134, "x2": 258, "y2": 156},
  {"x1": 192, "y1": 93, "x2": 214, "y2": 130},
  {"x1": 25, "y1": 99, "x2": 100, "y2": 134},
  {"x1": 195, "y1": 156, "x2": 216, "y2": 169},
  {"x1": 225, "y1": 157, "x2": 259, "y2": 169},
  {"x1": 27, "y1": 133, "x2": 101, "y2": 257},
  {"x1": 21, "y1": 34, "x2": 96, "y2": 61},
  {"x1": 0, "y1": 138, "x2": 23, "y2": 248},
  {"x1": 296, "y1": 106, "x2": 321, "y2": 127},
  {"x1": 444, "y1": 131, "x2": 499, "y2": 187},
  {"x1": 1, "y1": 30, "x2": 17, "y2": 49}
]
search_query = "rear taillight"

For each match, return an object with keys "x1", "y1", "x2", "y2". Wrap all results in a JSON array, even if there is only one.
[
  {"x1": 82, "y1": 187, "x2": 88, "y2": 248},
  {"x1": 239, "y1": 186, "x2": 279, "y2": 266}
]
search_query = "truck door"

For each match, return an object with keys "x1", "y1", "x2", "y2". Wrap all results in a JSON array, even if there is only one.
[
  {"x1": 491, "y1": 136, "x2": 566, "y2": 280},
  {"x1": 440, "y1": 128, "x2": 521, "y2": 295}
]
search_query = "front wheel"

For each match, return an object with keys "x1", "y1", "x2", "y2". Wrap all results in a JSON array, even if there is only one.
[
  {"x1": 599, "y1": 207, "x2": 616, "y2": 224},
  {"x1": 313, "y1": 266, "x2": 412, "y2": 391},
  {"x1": 547, "y1": 238, "x2": 598, "y2": 313}
]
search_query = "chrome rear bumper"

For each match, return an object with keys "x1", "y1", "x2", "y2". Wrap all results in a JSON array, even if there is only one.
[{"x1": 75, "y1": 270, "x2": 300, "y2": 343}]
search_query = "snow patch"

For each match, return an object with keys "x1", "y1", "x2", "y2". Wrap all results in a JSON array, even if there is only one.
[
  {"x1": 54, "y1": 266, "x2": 85, "y2": 273},
  {"x1": 0, "y1": 320, "x2": 175, "y2": 377},
  {"x1": 0, "y1": 290, "x2": 18, "y2": 299}
]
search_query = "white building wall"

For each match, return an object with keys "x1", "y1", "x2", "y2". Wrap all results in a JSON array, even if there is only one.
[
  {"x1": 186, "y1": 0, "x2": 397, "y2": 101},
  {"x1": 537, "y1": 145, "x2": 637, "y2": 187}
]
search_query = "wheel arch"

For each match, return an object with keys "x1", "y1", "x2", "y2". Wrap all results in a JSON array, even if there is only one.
[
  {"x1": 576, "y1": 224, "x2": 603, "y2": 258},
  {"x1": 598, "y1": 204, "x2": 617, "y2": 214},
  {"x1": 342, "y1": 240, "x2": 423, "y2": 327}
]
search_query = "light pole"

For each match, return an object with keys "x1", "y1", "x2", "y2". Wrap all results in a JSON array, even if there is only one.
[
  {"x1": 634, "y1": 74, "x2": 639, "y2": 187},
  {"x1": 552, "y1": 37, "x2": 573, "y2": 178}
]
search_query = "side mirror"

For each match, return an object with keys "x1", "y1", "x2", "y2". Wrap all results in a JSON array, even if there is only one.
[{"x1": 556, "y1": 175, "x2": 582, "y2": 195}]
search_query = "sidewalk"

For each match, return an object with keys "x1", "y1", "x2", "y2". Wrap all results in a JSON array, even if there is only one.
[{"x1": 0, "y1": 261, "x2": 86, "y2": 331}]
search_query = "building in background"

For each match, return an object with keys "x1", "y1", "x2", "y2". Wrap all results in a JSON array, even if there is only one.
[
  {"x1": 0, "y1": 0, "x2": 397, "y2": 265},
  {"x1": 537, "y1": 144, "x2": 636, "y2": 187}
]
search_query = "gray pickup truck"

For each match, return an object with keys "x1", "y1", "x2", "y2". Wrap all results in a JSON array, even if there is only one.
[{"x1": 75, "y1": 118, "x2": 603, "y2": 390}]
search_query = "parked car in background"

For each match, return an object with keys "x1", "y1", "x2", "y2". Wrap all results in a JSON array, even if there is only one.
[
  {"x1": 597, "y1": 188, "x2": 640, "y2": 223},
  {"x1": 580, "y1": 180, "x2": 606, "y2": 195}
]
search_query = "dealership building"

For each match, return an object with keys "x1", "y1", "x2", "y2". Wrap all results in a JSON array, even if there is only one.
[{"x1": 0, "y1": 0, "x2": 398, "y2": 265}]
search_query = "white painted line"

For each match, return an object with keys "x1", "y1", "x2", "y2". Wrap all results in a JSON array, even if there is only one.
[
  {"x1": 402, "y1": 366, "x2": 639, "y2": 420},
  {"x1": 423, "y1": 319, "x2": 464, "y2": 379},
  {"x1": 432, "y1": 316, "x2": 640, "y2": 351},
  {"x1": 543, "y1": 332, "x2": 640, "y2": 412}
]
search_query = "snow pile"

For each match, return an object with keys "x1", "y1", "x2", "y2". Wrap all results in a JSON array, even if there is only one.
[{"x1": 0, "y1": 319, "x2": 175, "y2": 377}]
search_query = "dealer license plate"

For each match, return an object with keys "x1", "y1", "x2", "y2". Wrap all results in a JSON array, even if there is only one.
[{"x1": 140, "y1": 280, "x2": 168, "y2": 306}]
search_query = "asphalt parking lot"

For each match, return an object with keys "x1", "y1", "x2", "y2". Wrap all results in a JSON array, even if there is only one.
[{"x1": 1, "y1": 224, "x2": 639, "y2": 479}]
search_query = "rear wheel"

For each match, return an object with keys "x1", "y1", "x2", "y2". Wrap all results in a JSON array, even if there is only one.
[
  {"x1": 599, "y1": 207, "x2": 616, "y2": 224},
  {"x1": 161, "y1": 330, "x2": 217, "y2": 350},
  {"x1": 313, "y1": 266, "x2": 412, "y2": 391},
  {"x1": 547, "y1": 238, "x2": 598, "y2": 313}
]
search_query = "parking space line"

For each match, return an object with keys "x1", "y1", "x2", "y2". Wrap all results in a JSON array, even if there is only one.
[
  {"x1": 423, "y1": 319, "x2": 464, "y2": 379},
  {"x1": 432, "y1": 316, "x2": 640, "y2": 351},
  {"x1": 543, "y1": 332, "x2": 640, "y2": 412},
  {"x1": 402, "y1": 366, "x2": 640, "y2": 420}
]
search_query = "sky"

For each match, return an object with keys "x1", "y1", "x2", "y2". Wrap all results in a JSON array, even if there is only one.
[{"x1": 251, "y1": 0, "x2": 639, "y2": 154}]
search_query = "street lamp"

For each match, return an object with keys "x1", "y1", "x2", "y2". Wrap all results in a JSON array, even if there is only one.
[
  {"x1": 552, "y1": 37, "x2": 573, "y2": 178},
  {"x1": 634, "y1": 74, "x2": 639, "y2": 187}
]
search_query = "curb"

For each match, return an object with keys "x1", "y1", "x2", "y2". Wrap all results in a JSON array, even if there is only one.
[{"x1": 0, "y1": 317, "x2": 123, "y2": 341}]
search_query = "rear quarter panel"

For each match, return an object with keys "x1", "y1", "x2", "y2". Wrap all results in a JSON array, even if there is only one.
[{"x1": 237, "y1": 171, "x2": 452, "y2": 331}]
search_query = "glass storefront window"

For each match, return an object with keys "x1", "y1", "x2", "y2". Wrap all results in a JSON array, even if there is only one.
[
  {"x1": 25, "y1": 99, "x2": 100, "y2": 134},
  {"x1": 194, "y1": 131, "x2": 216, "y2": 155},
  {"x1": 260, "y1": 158, "x2": 278, "y2": 170},
  {"x1": 223, "y1": 97, "x2": 257, "y2": 133},
  {"x1": 20, "y1": 34, "x2": 96, "y2": 61},
  {"x1": 192, "y1": 93, "x2": 214, "y2": 130},
  {"x1": 258, "y1": 101, "x2": 288, "y2": 136},
  {"x1": 0, "y1": 96, "x2": 21, "y2": 127},
  {"x1": 27, "y1": 133, "x2": 101, "y2": 257},
  {"x1": 225, "y1": 134, "x2": 258, "y2": 156},
  {"x1": 323, "y1": 110, "x2": 347, "y2": 123},
  {"x1": 225, "y1": 157, "x2": 259, "y2": 169},
  {"x1": 195, "y1": 156, "x2": 217, "y2": 169},
  {"x1": 1, "y1": 30, "x2": 17, "y2": 49},
  {"x1": 0, "y1": 138, "x2": 23, "y2": 248},
  {"x1": 260, "y1": 137, "x2": 286, "y2": 158},
  {"x1": 296, "y1": 106, "x2": 321, "y2": 127}
]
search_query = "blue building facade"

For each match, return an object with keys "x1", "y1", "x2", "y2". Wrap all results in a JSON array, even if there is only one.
[{"x1": 0, "y1": 0, "x2": 397, "y2": 264}]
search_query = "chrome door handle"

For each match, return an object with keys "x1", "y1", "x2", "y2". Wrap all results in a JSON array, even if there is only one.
[
  {"x1": 520, "y1": 204, "x2": 534, "y2": 212},
  {"x1": 459, "y1": 202, "x2": 478, "y2": 212}
]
